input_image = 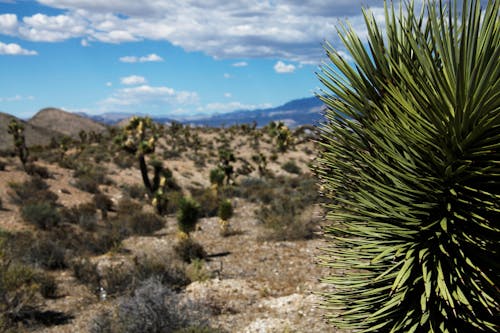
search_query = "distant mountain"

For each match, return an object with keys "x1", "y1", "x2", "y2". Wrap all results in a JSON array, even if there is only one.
[
  {"x1": 76, "y1": 96, "x2": 324, "y2": 128},
  {"x1": 183, "y1": 96, "x2": 325, "y2": 128},
  {"x1": 0, "y1": 112, "x2": 62, "y2": 151},
  {"x1": 29, "y1": 108, "x2": 107, "y2": 138}
]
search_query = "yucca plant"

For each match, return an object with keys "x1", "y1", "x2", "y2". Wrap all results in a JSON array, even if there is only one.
[{"x1": 316, "y1": 1, "x2": 499, "y2": 332}]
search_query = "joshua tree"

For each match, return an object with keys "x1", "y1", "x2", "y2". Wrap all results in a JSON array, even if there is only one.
[
  {"x1": 316, "y1": 1, "x2": 499, "y2": 332},
  {"x1": 218, "y1": 149, "x2": 235, "y2": 185},
  {"x1": 7, "y1": 119, "x2": 29, "y2": 170},
  {"x1": 119, "y1": 117, "x2": 170, "y2": 215},
  {"x1": 251, "y1": 153, "x2": 268, "y2": 178},
  {"x1": 267, "y1": 121, "x2": 293, "y2": 152}
]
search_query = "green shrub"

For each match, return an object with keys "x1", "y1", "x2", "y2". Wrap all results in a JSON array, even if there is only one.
[
  {"x1": 209, "y1": 168, "x2": 225, "y2": 187},
  {"x1": 218, "y1": 199, "x2": 233, "y2": 221},
  {"x1": 126, "y1": 212, "x2": 164, "y2": 236},
  {"x1": 61, "y1": 202, "x2": 98, "y2": 231},
  {"x1": 191, "y1": 187, "x2": 218, "y2": 217},
  {"x1": 28, "y1": 238, "x2": 66, "y2": 269},
  {"x1": 0, "y1": 240, "x2": 39, "y2": 329},
  {"x1": 21, "y1": 202, "x2": 60, "y2": 230},
  {"x1": 174, "y1": 238, "x2": 206, "y2": 263},
  {"x1": 316, "y1": 1, "x2": 499, "y2": 331},
  {"x1": 9, "y1": 177, "x2": 58, "y2": 206},
  {"x1": 281, "y1": 160, "x2": 301, "y2": 175},
  {"x1": 177, "y1": 197, "x2": 200, "y2": 235},
  {"x1": 34, "y1": 272, "x2": 58, "y2": 299},
  {"x1": 185, "y1": 259, "x2": 211, "y2": 283}
]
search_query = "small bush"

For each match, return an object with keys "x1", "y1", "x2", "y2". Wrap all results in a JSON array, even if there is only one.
[
  {"x1": 0, "y1": 159, "x2": 6, "y2": 171},
  {"x1": 191, "y1": 187, "x2": 218, "y2": 217},
  {"x1": 281, "y1": 160, "x2": 301, "y2": 175},
  {"x1": 123, "y1": 183, "x2": 147, "y2": 200},
  {"x1": 71, "y1": 258, "x2": 100, "y2": 292},
  {"x1": 34, "y1": 272, "x2": 58, "y2": 299},
  {"x1": 94, "y1": 193, "x2": 113, "y2": 220},
  {"x1": 209, "y1": 168, "x2": 225, "y2": 187},
  {"x1": 21, "y1": 202, "x2": 60, "y2": 230},
  {"x1": 185, "y1": 259, "x2": 211, "y2": 283},
  {"x1": 177, "y1": 197, "x2": 200, "y2": 235},
  {"x1": 73, "y1": 165, "x2": 111, "y2": 193},
  {"x1": 89, "y1": 277, "x2": 211, "y2": 333},
  {"x1": 174, "y1": 238, "x2": 206, "y2": 263},
  {"x1": 25, "y1": 163, "x2": 51, "y2": 179},
  {"x1": 9, "y1": 177, "x2": 58, "y2": 206},
  {"x1": 60, "y1": 202, "x2": 98, "y2": 231},
  {"x1": 126, "y1": 212, "x2": 164, "y2": 236},
  {"x1": 0, "y1": 242, "x2": 39, "y2": 329},
  {"x1": 217, "y1": 199, "x2": 233, "y2": 221},
  {"x1": 28, "y1": 238, "x2": 67, "y2": 269}
]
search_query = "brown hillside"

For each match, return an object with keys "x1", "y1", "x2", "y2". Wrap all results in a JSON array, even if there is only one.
[
  {"x1": 0, "y1": 112, "x2": 62, "y2": 151},
  {"x1": 29, "y1": 108, "x2": 107, "y2": 138}
]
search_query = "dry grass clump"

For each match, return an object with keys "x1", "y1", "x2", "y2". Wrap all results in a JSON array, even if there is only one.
[{"x1": 89, "y1": 277, "x2": 218, "y2": 333}]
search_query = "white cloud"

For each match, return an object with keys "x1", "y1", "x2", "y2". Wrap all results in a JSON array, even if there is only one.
[
  {"x1": 100, "y1": 84, "x2": 199, "y2": 111},
  {"x1": 223, "y1": 73, "x2": 231, "y2": 79},
  {"x1": 19, "y1": 13, "x2": 87, "y2": 41},
  {"x1": 224, "y1": 92, "x2": 232, "y2": 98},
  {"x1": 0, "y1": 41, "x2": 37, "y2": 55},
  {"x1": 5, "y1": 0, "x2": 392, "y2": 63},
  {"x1": 274, "y1": 60, "x2": 295, "y2": 73},
  {"x1": 0, "y1": 13, "x2": 18, "y2": 33},
  {"x1": 106, "y1": 81, "x2": 112, "y2": 87},
  {"x1": 232, "y1": 61, "x2": 248, "y2": 67},
  {"x1": 120, "y1": 75, "x2": 147, "y2": 85},
  {"x1": 0, "y1": 94, "x2": 35, "y2": 102},
  {"x1": 119, "y1": 53, "x2": 163, "y2": 63},
  {"x1": 81, "y1": 39, "x2": 89, "y2": 47}
]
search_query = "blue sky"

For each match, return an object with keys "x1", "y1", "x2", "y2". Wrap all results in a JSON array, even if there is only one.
[{"x1": 0, "y1": 0, "x2": 416, "y2": 118}]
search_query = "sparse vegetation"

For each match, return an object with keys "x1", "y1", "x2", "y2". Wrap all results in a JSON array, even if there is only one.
[{"x1": 0, "y1": 101, "x2": 325, "y2": 331}]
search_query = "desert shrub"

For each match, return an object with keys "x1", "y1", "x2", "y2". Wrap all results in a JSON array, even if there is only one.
[
  {"x1": 34, "y1": 272, "x2": 58, "y2": 299},
  {"x1": 174, "y1": 238, "x2": 206, "y2": 263},
  {"x1": 281, "y1": 160, "x2": 301, "y2": 175},
  {"x1": 89, "y1": 277, "x2": 211, "y2": 333},
  {"x1": 209, "y1": 168, "x2": 225, "y2": 187},
  {"x1": 165, "y1": 190, "x2": 183, "y2": 215},
  {"x1": 123, "y1": 183, "x2": 147, "y2": 200},
  {"x1": 24, "y1": 163, "x2": 51, "y2": 179},
  {"x1": 185, "y1": 259, "x2": 211, "y2": 283},
  {"x1": 217, "y1": 199, "x2": 233, "y2": 221},
  {"x1": 257, "y1": 199, "x2": 317, "y2": 241},
  {"x1": 0, "y1": 241, "x2": 39, "y2": 330},
  {"x1": 21, "y1": 202, "x2": 60, "y2": 230},
  {"x1": 113, "y1": 152, "x2": 135, "y2": 169},
  {"x1": 177, "y1": 197, "x2": 200, "y2": 235},
  {"x1": 60, "y1": 202, "x2": 98, "y2": 231},
  {"x1": 94, "y1": 193, "x2": 113, "y2": 220},
  {"x1": 73, "y1": 165, "x2": 110, "y2": 193},
  {"x1": 116, "y1": 197, "x2": 142, "y2": 216},
  {"x1": 0, "y1": 159, "x2": 6, "y2": 171},
  {"x1": 133, "y1": 254, "x2": 189, "y2": 290},
  {"x1": 71, "y1": 257, "x2": 100, "y2": 287},
  {"x1": 8, "y1": 177, "x2": 58, "y2": 206},
  {"x1": 125, "y1": 212, "x2": 164, "y2": 236},
  {"x1": 27, "y1": 238, "x2": 67, "y2": 269},
  {"x1": 316, "y1": 1, "x2": 499, "y2": 331},
  {"x1": 191, "y1": 187, "x2": 218, "y2": 217}
]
